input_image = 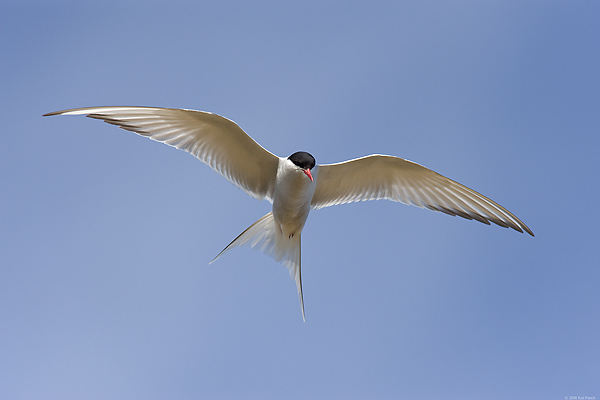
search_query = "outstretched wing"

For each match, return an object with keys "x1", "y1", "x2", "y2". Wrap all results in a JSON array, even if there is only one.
[
  {"x1": 311, "y1": 154, "x2": 533, "y2": 236},
  {"x1": 44, "y1": 106, "x2": 281, "y2": 201}
]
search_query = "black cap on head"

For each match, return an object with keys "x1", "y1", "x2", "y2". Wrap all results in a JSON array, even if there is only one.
[{"x1": 288, "y1": 151, "x2": 316, "y2": 170}]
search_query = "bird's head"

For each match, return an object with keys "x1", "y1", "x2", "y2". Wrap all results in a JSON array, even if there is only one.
[{"x1": 288, "y1": 151, "x2": 316, "y2": 181}]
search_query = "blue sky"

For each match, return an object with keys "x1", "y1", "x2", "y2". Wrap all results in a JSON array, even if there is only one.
[{"x1": 1, "y1": 1, "x2": 599, "y2": 399}]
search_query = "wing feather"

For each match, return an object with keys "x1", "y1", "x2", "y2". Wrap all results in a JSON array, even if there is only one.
[
  {"x1": 44, "y1": 106, "x2": 280, "y2": 201},
  {"x1": 311, "y1": 154, "x2": 533, "y2": 236}
]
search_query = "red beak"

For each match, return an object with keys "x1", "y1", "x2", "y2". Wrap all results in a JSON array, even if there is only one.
[{"x1": 303, "y1": 169, "x2": 313, "y2": 182}]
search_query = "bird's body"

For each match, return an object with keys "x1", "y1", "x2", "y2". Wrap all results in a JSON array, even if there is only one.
[
  {"x1": 44, "y1": 106, "x2": 533, "y2": 321},
  {"x1": 273, "y1": 155, "x2": 317, "y2": 239}
]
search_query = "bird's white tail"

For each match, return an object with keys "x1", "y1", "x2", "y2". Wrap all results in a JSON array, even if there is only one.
[{"x1": 210, "y1": 212, "x2": 305, "y2": 321}]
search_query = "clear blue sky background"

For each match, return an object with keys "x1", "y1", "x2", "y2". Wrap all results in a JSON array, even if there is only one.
[{"x1": 2, "y1": 1, "x2": 599, "y2": 399}]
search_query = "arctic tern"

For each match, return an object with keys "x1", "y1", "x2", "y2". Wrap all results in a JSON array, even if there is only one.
[{"x1": 44, "y1": 106, "x2": 534, "y2": 321}]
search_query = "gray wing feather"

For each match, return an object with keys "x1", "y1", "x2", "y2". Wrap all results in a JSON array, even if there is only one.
[
  {"x1": 45, "y1": 106, "x2": 280, "y2": 201},
  {"x1": 311, "y1": 154, "x2": 533, "y2": 236}
]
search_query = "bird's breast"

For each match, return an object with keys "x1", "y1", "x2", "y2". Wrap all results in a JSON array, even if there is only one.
[{"x1": 271, "y1": 162, "x2": 317, "y2": 236}]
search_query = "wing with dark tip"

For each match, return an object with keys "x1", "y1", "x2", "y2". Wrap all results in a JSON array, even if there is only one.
[
  {"x1": 311, "y1": 154, "x2": 533, "y2": 236},
  {"x1": 44, "y1": 106, "x2": 281, "y2": 201}
]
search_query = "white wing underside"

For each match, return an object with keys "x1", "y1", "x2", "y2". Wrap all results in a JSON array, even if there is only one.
[
  {"x1": 44, "y1": 106, "x2": 280, "y2": 201},
  {"x1": 312, "y1": 155, "x2": 533, "y2": 236}
]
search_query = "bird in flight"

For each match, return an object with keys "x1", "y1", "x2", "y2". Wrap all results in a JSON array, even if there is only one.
[{"x1": 44, "y1": 106, "x2": 534, "y2": 321}]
